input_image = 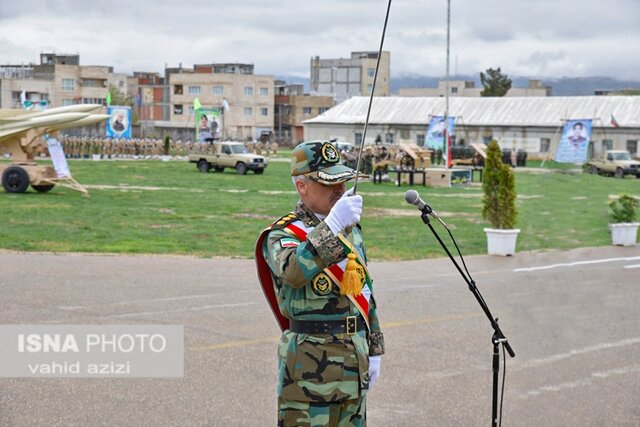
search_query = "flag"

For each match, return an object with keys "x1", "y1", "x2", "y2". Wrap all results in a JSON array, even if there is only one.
[
  {"x1": 611, "y1": 114, "x2": 620, "y2": 128},
  {"x1": 222, "y1": 98, "x2": 230, "y2": 112},
  {"x1": 136, "y1": 92, "x2": 142, "y2": 107},
  {"x1": 20, "y1": 90, "x2": 26, "y2": 108},
  {"x1": 193, "y1": 97, "x2": 201, "y2": 110},
  {"x1": 106, "y1": 91, "x2": 112, "y2": 106}
]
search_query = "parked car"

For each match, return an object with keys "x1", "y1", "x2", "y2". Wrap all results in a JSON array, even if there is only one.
[
  {"x1": 188, "y1": 142, "x2": 268, "y2": 175},
  {"x1": 587, "y1": 150, "x2": 640, "y2": 178}
]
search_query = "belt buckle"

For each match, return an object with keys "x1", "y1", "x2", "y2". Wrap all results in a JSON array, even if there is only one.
[{"x1": 345, "y1": 316, "x2": 357, "y2": 335}]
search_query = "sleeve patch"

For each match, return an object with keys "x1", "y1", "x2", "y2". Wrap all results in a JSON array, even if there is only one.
[{"x1": 279, "y1": 238, "x2": 300, "y2": 248}]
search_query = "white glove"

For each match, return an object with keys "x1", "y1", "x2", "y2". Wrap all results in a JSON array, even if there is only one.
[
  {"x1": 324, "y1": 188, "x2": 363, "y2": 235},
  {"x1": 368, "y1": 355, "x2": 382, "y2": 389}
]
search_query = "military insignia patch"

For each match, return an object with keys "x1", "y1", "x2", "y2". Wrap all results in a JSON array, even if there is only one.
[
  {"x1": 321, "y1": 143, "x2": 340, "y2": 163},
  {"x1": 311, "y1": 273, "x2": 333, "y2": 296},
  {"x1": 279, "y1": 237, "x2": 300, "y2": 248}
]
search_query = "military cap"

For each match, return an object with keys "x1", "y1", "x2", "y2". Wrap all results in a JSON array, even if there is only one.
[{"x1": 291, "y1": 141, "x2": 358, "y2": 185}]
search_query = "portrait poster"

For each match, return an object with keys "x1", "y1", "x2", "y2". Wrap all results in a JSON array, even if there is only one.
[
  {"x1": 554, "y1": 119, "x2": 592, "y2": 163},
  {"x1": 195, "y1": 108, "x2": 221, "y2": 143},
  {"x1": 425, "y1": 116, "x2": 456, "y2": 151},
  {"x1": 106, "y1": 106, "x2": 131, "y2": 139}
]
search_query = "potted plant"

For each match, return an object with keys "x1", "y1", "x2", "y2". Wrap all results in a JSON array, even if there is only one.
[
  {"x1": 482, "y1": 140, "x2": 520, "y2": 256},
  {"x1": 609, "y1": 194, "x2": 639, "y2": 246}
]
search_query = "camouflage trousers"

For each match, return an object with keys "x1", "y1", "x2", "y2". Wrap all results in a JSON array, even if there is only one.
[{"x1": 278, "y1": 397, "x2": 366, "y2": 427}]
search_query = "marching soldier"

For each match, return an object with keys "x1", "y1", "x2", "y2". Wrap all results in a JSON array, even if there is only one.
[{"x1": 256, "y1": 141, "x2": 384, "y2": 426}]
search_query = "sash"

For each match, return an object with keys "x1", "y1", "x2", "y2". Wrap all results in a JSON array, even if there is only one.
[{"x1": 255, "y1": 220, "x2": 371, "y2": 332}]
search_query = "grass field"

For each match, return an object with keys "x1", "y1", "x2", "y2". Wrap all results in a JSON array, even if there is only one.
[{"x1": 0, "y1": 156, "x2": 638, "y2": 260}]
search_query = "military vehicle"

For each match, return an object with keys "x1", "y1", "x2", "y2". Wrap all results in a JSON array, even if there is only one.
[
  {"x1": 0, "y1": 104, "x2": 108, "y2": 193},
  {"x1": 587, "y1": 150, "x2": 640, "y2": 178},
  {"x1": 188, "y1": 141, "x2": 268, "y2": 175}
]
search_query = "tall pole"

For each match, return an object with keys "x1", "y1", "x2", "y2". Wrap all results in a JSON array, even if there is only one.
[{"x1": 445, "y1": 0, "x2": 451, "y2": 169}]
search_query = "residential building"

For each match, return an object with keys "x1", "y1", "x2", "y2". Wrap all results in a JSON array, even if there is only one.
[
  {"x1": 161, "y1": 63, "x2": 274, "y2": 141},
  {"x1": 398, "y1": 79, "x2": 551, "y2": 97},
  {"x1": 310, "y1": 51, "x2": 391, "y2": 104},
  {"x1": 274, "y1": 81, "x2": 334, "y2": 145},
  {"x1": 304, "y1": 96, "x2": 640, "y2": 159},
  {"x1": 0, "y1": 53, "x2": 128, "y2": 110}
]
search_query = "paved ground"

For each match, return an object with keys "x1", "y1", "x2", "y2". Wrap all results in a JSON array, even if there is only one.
[{"x1": 0, "y1": 245, "x2": 639, "y2": 426}]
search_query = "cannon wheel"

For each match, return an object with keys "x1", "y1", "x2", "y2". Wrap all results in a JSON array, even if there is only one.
[
  {"x1": 400, "y1": 155, "x2": 415, "y2": 169},
  {"x1": 2, "y1": 166, "x2": 30, "y2": 193}
]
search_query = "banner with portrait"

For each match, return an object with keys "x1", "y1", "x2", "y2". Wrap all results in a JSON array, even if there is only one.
[
  {"x1": 106, "y1": 106, "x2": 131, "y2": 139},
  {"x1": 195, "y1": 108, "x2": 221, "y2": 143},
  {"x1": 554, "y1": 119, "x2": 592, "y2": 163},
  {"x1": 425, "y1": 116, "x2": 456, "y2": 150}
]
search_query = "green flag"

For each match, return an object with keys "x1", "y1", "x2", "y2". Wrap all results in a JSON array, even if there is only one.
[
  {"x1": 193, "y1": 97, "x2": 202, "y2": 110},
  {"x1": 106, "y1": 91, "x2": 112, "y2": 106}
]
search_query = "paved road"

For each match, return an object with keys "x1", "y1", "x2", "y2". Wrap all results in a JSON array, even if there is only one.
[{"x1": 0, "y1": 246, "x2": 639, "y2": 426}]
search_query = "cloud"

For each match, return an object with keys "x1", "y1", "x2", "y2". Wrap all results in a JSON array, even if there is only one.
[{"x1": 0, "y1": 0, "x2": 639, "y2": 81}]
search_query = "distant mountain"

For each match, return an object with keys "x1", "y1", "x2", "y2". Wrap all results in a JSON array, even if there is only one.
[{"x1": 276, "y1": 74, "x2": 640, "y2": 97}]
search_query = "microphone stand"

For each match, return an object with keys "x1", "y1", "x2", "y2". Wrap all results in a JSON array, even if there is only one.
[{"x1": 419, "y1": 208, "x2": 515, "y2": 427}]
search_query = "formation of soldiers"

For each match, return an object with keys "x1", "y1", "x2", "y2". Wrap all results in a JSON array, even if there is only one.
[{"x1": 55, "y1": 136, "x2": 280, "y2": 159}]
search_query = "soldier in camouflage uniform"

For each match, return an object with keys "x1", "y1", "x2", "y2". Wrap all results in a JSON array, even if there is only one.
[{"x1": 256, "y1": 141, "x2": 384, "y2": 427}]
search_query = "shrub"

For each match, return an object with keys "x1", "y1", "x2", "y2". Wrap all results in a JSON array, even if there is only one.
[
  {"x1": 482, "y1": 140, "x2": 517, "y2": 229},
  {"x1": 609, "y1": 194, "x2": 639, "y2": 223}
]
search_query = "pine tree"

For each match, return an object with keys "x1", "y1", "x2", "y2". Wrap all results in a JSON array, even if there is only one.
[
  {"x1": 482, "y1": 140, "x2": 517, "y2": 228},
  {"x1": 480, "y1": 68, "x2": 512, "y2": 97}
]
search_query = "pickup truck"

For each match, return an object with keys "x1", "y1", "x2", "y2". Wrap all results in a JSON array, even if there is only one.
[
  {"x1": 587, "y1": 150, "x2": 640, "y2": 178},
  {"x1": 188, "y1": 141, "x2": 268, "y2": 175}
]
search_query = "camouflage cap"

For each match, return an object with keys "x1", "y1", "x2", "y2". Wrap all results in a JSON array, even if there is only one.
[{"x1": 291, "y1": 141, "x2": 357, "y2": 185}]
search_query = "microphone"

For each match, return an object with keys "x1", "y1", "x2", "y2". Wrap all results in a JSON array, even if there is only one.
[{"x1": 404, "y1": 190, "x2": 433, "y2": 214}]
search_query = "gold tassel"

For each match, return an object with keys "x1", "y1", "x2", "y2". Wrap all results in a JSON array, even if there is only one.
[{"x1": 340, "y1": 253, "x2": 363, "y2": 296}]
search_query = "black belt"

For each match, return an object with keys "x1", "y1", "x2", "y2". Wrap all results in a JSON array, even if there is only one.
[{"x1": 289, "y1": 316, "x2": 366, "y2": 335}]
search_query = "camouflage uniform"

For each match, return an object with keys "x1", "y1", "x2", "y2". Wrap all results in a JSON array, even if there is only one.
[{"x1": 258, "y1": 141, "x2": 384, "y2": 427}]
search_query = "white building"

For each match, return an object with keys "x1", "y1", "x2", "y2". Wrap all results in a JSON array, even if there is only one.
[{"x1": 303, "y1": 96, "x2": 640, "y2": 159}]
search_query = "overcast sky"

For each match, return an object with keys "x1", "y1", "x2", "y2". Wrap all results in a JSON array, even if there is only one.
[{"x1": 1, "y1": 0, "x2": 639, "y2": 81}]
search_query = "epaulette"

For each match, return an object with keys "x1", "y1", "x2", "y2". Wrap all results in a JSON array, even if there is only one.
[{"x1": 271, "y1": 212, "x2": 298, "y2": 230}]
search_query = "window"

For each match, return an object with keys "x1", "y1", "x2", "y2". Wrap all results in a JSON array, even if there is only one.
[
  {"x1": 483, "y1": 136, "x2": 493, "y2": 145},
  {"x1": 260, "y1": 107, "x2": 268, "y2": 116},
  {"x1": 367, "y1": 84, "x2": 373, "y2": 94},
  {"x1": 385, "y1": 133, "x2": 394, "y2": 144},
  {"x1": 416, "y1": 134, "x2": 425, "y2": 147},
  {"x1": 319, "y1": 107, "x2": 329, "y2": 114},
  {"x1": 212, "y1": 85, "x2": 224, "y2": 95},
  {"x1": 602, "y1": 139, "x2": 613, "y2": 151},
  {"x1": 451, "y1": 87, "x2": 458, "y2": 94},
  {"x1": 540, "y1": 138, "x2": 551, "y2": 153},
  {"x1": 188, "y1": 86, "x2": 201, "y2": 95},
  {"x1": 62, "y1": 78, "x2": 75, "y2": 91},
  {"x1": 174, "y1": 104, "x2": 183, "y2": 115},
  {"x1": 188, "y1": 105, "x2": 195, "y2": 115},
  {"x1": 626, "y1": 140, "x2": 638, "y2": 155},
  {"x1": 244, "y1": 86, "x2": 253, "y2": 96},
  {"x1": 174, "y1": 85, "x2": 183, "y2": 95},
  {"x1": 62, "y1": 99, "x2": 74, "y2": 106},
  {"x1": 367, "y1": 68, "x2": 375, "y2": 78},
  {"x1": 303, "y1": 107, "x2": 312, "y2": 115},
  {"x1": 355, "y1": 132, "x2": 363, "y2": 146},
  {"x1": 244, "y1": 107, "x2": 253, "y2": 116},
  {"x1": 259, "y1": 87, "x2": 268, "y2": 96}
]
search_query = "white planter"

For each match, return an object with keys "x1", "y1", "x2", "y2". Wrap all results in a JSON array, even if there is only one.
[
  {"x1": 609, "y1": 223, "x2": 639, "y2": 246},
  {"x1": 161, "y1": 155, "x2": 171, "y2": 162},
  {"x1": 484, "y1": 228, "x2": 521, "y2": 256},
  {"x1": 91, "y1": 154, "x2": 101, "y2": 161}
]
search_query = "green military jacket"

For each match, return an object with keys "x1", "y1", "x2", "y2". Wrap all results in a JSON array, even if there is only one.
[{"x1": 262, "y1": 201, "x2": 384, "y2": 403}]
